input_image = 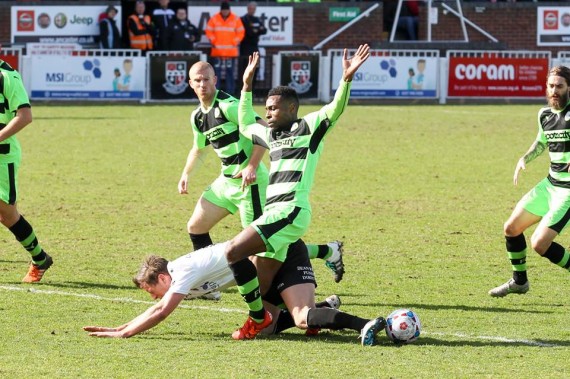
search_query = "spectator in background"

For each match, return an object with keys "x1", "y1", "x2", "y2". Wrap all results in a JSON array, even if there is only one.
[
  {"x1": 383, "y1": 0, "x2": 419, "y2": 41},
  {"x1": 205, "y1": 1, "x2": 245, "y2": 96},
  {"x1": 238, "y1": 2, "x2": 267, "y2": 93},
  {"x1": 128, "y1": 1, "x2": 154, "y2": 54},
  {"x1": 398, "y1": 0, "x2": 419, "y2": 41},
  {"x1": 152, "y1": 0, "x2": 175, "y2": 51},
  {"x1": 99, "y1": 5, "x2": 122, "y2": 49},
  {"x1": 166, "y1": 8, "x2": 201, "y2": 51}
]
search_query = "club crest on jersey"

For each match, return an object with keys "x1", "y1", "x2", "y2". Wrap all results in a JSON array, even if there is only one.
[
  {"x1": 163, "y1": 61, "x2": 188, "y2": 95},
  {"x1": 289, "y1": 61, "x2": 312, "y2": 94},
  {"x1": 565, "y1": 112, "x2": 570, "y2": 122}
]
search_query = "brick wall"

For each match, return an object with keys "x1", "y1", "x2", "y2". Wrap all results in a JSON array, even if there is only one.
[{"x1": 0, "y1": 1, "x2": 565, "y2": 55}]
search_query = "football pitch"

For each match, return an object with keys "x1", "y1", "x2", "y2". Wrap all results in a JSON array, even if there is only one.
[{"x1": 2, "y1": 102, "x2": 570, "y2": 378}]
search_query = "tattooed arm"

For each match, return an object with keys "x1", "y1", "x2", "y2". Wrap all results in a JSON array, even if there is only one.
[{"x1": 513, "y1": 141, "x2": 546, "y2": 185}]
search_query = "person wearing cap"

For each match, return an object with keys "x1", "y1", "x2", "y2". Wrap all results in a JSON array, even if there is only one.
[
  {"x1": 99, "y1": 5, "x2": 122, "y2": 49},
  {"x1": 205, "y1": 1, "x2": 244, "y2": 96}
]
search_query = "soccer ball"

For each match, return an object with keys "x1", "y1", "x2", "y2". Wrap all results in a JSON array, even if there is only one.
[{"x1": 385, "y1": 309, "x2": 421, "y2": 344}]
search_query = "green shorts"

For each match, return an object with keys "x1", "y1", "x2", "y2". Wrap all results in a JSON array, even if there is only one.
[
  {"x1": 202, "y1": 174, "x2": 267, "y2": 228},
  {"x1": 519, "y1": 177, "x2": 570, "y2": 233},
  {"x1": 0, "y1": 161, "x2": 18, "y2": 205},
  {"x1": 251, "y1": 204, "x2": 312, "y2": 262}
]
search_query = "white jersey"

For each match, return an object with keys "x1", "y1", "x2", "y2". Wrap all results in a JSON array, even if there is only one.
[{"x1": 165, "y1": 242, "x2": 236, "y2": 299}]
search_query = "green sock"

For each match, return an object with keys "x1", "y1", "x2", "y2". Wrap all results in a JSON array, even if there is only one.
[{"x1": 306, "y1": 244, "x2": 331, "y2": 260}]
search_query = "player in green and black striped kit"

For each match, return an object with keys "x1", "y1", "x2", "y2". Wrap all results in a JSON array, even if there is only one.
[
  {"x1": 178, "y1": 62, "x2": 345, "y2": 299},
  {"x1": 489, "y1": 65, "x2": 570, "y2": 297},
  {"x1": 0, "y1": 58, "x2": 52, "y2": 282},
  {"x1": 223, "y1": 45, "x2": 380, "y2": 341}
]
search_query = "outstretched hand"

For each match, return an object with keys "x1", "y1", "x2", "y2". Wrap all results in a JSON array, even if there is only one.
[
  {"x1": 83, "y1": 326, "x2": 124, "y2": 338},
  {"x1": 342, "y1": 44, "x2": 370, "y2": 82},
  {"x1": 242, "y1": 52, "x2": 260, "y2": 92}
]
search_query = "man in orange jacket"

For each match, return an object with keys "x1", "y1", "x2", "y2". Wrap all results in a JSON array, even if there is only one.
[
  {"x1": 205, "y1": 2, "x2": 245, "y2": 96},
  {"x1": 127, "y1": 0, "x2": 154, "y2": 54}
]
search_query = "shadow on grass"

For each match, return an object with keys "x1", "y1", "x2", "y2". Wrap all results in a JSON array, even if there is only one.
[
  {"x1": 139, "y1": 331, "x2": 570, "y2": 347},
  {"x1": 340, "y1": 299, "x2": 554, "y2": 314},
  {"x1": 39, "y1": 281, "x2": 135, "y2": 291},
  {"x1": 35, "y1": 116, "x2": 128, "y2": 120},
  {"x1": 0, "y1": 259, "x2": 28, "y2": 264}
]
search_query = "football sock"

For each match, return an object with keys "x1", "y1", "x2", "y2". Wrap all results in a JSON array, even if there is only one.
[
  {"x1": 189, "y1": 232, "x2": 213, "y2": 251},
  {"x1": 9, "y1": 215, "x2": 47, "y2": 265},
  {"x1": 306, "y1": 244, "x2": 319, "y2": 259},
  {"x1": 229, "y1": 258, "x2": 265, "y2": 322},
  {"x1": 306, "y1": 308, "x2": 369, "y2": 332},
  {"x1": 305, "y1": 244, "x2": 331, "y2": 260},
  {"x1": 542, "y1": 242, "x2": 570, "y2": 270},
  {"x1": 315, "y1": 298, "x2": 334, "y2": 308},
  {"x1": 273, "y1": 309, "x2": 295, "y2": 334},
  {"x1": 506, "y1": 234, "x2": 527, "y2": 285}
]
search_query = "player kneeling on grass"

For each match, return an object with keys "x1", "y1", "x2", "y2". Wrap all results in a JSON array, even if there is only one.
[{"x1": 83, "y1": 240, "x2": 385, "y2": 346}]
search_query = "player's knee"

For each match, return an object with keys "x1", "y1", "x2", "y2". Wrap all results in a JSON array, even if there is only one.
[
  {"x1": 503, "y1": 221, "x2": 522, "y2": 237},
  {"x1": 225, "y1": 239, "x2": 240, "y2": 263},
  {"x1": 530, "y1": 235, "x2": 550, "y2": 256}
]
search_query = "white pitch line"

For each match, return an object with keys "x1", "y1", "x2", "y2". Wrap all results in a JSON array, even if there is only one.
[
  {"x1": 0, "y1": 285, "x2": 245, "y2": 314},
  {"x1": 425, "y1": 332, "x2": 560, "y2": 348},
  {"x1": 0, "y1": 285, "x2": 563, "y2": 347}
]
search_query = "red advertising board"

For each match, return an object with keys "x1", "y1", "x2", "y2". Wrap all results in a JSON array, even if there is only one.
[
  {"x1": 448, "y1": 56, "x2": 549, "y2": 98},
  {"x1": 0, "y1": 53, "x2": 20, "y2": 71}
]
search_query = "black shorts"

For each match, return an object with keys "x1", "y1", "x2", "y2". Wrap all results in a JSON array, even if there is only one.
[{"x1": 262, "y1": 239, "x2": 317, "y2": 307}]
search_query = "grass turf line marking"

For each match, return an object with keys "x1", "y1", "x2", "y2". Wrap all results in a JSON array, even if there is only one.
[
  {"x1": 0, "y1": 285, "x2": 563, "y2": 347},
  {"x1": 0, "y1": 285, "x2": 244, "y2": 314}
]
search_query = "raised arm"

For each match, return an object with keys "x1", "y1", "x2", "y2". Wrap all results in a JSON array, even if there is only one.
[
  {"x1": 238, "y1": 52, "x2": 269, "y2": 143},
  {"x1": 323, "y1": 44, "x2": 370, "y2": 122},
  {"x1": 342, "y1": 44, "x2": 370, "y2": 82}
]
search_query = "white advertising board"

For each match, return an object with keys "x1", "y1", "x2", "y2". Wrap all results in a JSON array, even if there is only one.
[{"x1": 29, "y1": 55, "x2": 145, "y2": 100}]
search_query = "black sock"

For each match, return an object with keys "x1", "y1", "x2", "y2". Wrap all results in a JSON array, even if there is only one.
[
  {"x1": 316, "y1": 244, "x2": 330, "y2": 259},
  {"x1": 9, "y1": 215, "x2": 46, "y2": 264},
  {"x1": 542, "y1": 242, "x2": 570, "y2": 272},
  {"x1": 506, "y1": 234, "x2": 528, "y2": 285},
  {"x1": 189, "y1": 233, "x2": 213, "y2": 251},
  {"x1": 306, "y1": 308, "x2": 369, "y2": 332},
  {"x1": 228, "y1": 258, "x2": 265, "y2": 321},
  {"x1": 273, "y1": 309, "x2": 295, "y2": 334},
  {"x1": 315, "y1": 299, "x2": 333, "y2": 308}
]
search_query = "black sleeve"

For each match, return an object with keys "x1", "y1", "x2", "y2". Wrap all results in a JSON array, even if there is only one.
[{"x1": 99, "y1": 20, "x2": 110, "y2": 47}]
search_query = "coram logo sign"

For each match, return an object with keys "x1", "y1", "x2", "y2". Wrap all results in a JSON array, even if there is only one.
[
  {"x1": 454, "y1": 64, "x2": 515, "y2": 81},
  {"x1": 448, "y1": 55, "x2": 549, "y2": 98}
]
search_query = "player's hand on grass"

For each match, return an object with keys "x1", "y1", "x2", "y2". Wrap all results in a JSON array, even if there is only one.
[
  {"x1": 242, "y1": 52, "x2": 259, "y2": 92},
  {"x1": 513, "y1": 158, "x2": 526, "y2": 186},
  {"x1": 342, "y1": 44, "x2": 370, "y2": 82},
  {"x1": 83, "y1": 326, "x2": 124, "y2": 338}
]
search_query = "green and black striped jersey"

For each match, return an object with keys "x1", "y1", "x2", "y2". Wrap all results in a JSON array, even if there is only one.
[
  {"x1": 239, "y1": 80, "x2": 351, "y2": 210},
  {"x1": 0, "y1": 60, "x2": 28, "y2": 163},
  {"x1": 190, "y1": 90, "x2": 265, "y2": 178},
  {"x1": 536, "y1": 102, "x2": 570, "y2": 188}
]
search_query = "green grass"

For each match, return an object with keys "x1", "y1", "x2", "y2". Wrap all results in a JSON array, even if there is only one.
[{"x1": 1, "y1": 103, "x2": 570, "y2": 378}]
